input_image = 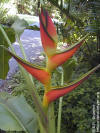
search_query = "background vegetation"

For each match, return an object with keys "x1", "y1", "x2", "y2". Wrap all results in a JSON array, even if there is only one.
[{"x1": 0, "y1": 0, "x2": 100, "y2": 133}]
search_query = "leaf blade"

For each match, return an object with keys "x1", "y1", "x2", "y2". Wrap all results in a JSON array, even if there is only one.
[
  {"x1": 0, "y1": 94, "x2": 37, "y2": 133},
  {"x1": 11, "y1": 18, "x2": 29, "y2": 36}
]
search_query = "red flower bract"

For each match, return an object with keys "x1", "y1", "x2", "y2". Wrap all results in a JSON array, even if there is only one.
[
  {"x1": 39, "y1": 8, "x2": 57, "y2": 56},
  {"x1": 45, "y1": 64, "x2": 100, "y2": 104}
]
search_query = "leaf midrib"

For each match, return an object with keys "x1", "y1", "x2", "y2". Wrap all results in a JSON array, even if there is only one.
[{"x1": 0, "y1": 97, "x2": 28, "y2": 133}]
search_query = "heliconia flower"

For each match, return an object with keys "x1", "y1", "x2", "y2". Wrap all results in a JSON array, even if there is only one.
[
  {"x1": 39, "y1": 8, "x2": 88, "y2": 72},
  {"x1": 47, "y1": 35, "x2": 87, "y2": 72},
  {"x1": 6, "y1": 49, "x2": 50, "y2": 85},
  {"x1": 39, "y1": 8, "x2": 58, "y2": 56},
  {"x1": 44, "y1": 64, "x2": 100, "y2": 105}
]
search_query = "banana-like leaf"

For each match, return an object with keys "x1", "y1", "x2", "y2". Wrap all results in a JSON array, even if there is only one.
[
  {"x1": 45, "y1": 64, "x2": 100, "y2": 103},
  {"x1": 39, "y1": 8, "x2": 57, "y2": 56},
  {"x1": 11, "y1": 18, "x2": 29, "y2": 36},
  {"x1": 0, "y1": 93, "x2": 37, "y2": 133},
  {"x1": 2, "y1": 46, "x2": 50, "y2": 85},
  {"x1": 47, "y1": 35, "x2": 87, "y2": 71},
  {"x1": 0, "y1": 26, "x2": 15, "y2": 79}
]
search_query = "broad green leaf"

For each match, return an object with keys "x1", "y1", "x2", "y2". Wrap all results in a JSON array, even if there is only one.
[
  {"x1": 0, "y1": 26, "x2": 15, "y2": 79},
  {"x1": 11, "y1": 18, "x2": 28, "y2": 36},
  {"x1": 0, "y1": 93, "x2": 37, "y2": 133},
  {"x1": 45, "y1": 64, "x2": 100, "y2": 104}
]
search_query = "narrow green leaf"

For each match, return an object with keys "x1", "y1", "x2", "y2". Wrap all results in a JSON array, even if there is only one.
[
  {"x1": 0, "y1": 26, "x2": 15, "y2": 79},
  {"x1": 0, "y1": 47, "x2": 11, "y2": 79},
  {"x1": 26, "y1": 25, "x2": 40, "y2": 31}
]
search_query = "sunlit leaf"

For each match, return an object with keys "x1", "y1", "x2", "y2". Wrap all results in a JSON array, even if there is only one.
[
  {"x1": 11, "y1": 18, "x2": 28, "y2": 36},
  {"x1": 45, "y1": 64, "x2": 100, "y2": 103},
  {"x1": 39, "y1": 8, "x2": 57, "y2": 56}
]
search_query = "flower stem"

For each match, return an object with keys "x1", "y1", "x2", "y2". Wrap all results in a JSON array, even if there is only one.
[
  {"x1": 16, "y1": 34, "x2": 27, "y2": 60},
  {"x1": 16, "y1": 33, "x2": 34, "y2": 82},
  {"x1": 48, "y1": 103, "x2": 56, "y2": 133},
  {"x1": 57, "y1": 70, "x2": 64, "y2": 133}
]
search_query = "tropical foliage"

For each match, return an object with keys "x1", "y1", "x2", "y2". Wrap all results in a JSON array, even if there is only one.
[{"x1": 0, "y1": 1, "x2": 100, "y2": 133}]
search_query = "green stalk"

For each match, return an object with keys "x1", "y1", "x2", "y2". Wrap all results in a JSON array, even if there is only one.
[
  {"x1": 44, "y1": 56, "x2": 55, "y2": 133},
  {"x1": 16, "y1": 34, "x2": 27, "y2": 60},
  {"x1": 0, "y1": 24, "x2": 48, "y2": 132},
  {"x1": 38, "y1": 116, "x2": 48, "y2": 133},
  {"x1": 43, "y1": 80, "x2": 55, "y2": 133},
  {"x1": 48, "y1": 103, "x2": 56, "y2": 133},
  {"x1": 16, "y1": 34, "x2": 34, "y2": 82},
  {"x1": 0, "y1": 25, "x2": 15, "y2": 52},
  {"x1": 57, "y1": 70, "x2": 64, "y2": 133}
]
